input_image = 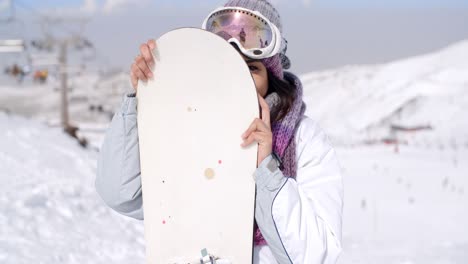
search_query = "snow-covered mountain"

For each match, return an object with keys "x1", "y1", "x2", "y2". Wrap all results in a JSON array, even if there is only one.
[
  {"x1": 301, "y1": 40, "x2": 468, "y2": 146},
  {"x1": 1, "y1": 40, "x2": 467, "y2": 263},
  {"x1": 2, "y1": 40, "x2": 467, "y2": 149}
]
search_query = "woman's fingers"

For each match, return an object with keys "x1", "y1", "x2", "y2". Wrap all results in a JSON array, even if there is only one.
[
  {"x1": 136, "y1": 50, "x2": 153, "y2": 79},
  {"x1": 241, "y1": 117, "x2": 272, "y2": 149},
  {"x1": 241, "y1": 96, "x2": 273, "y2": 164},
  {"x1": 258, "y1": 95, "x2": 271, "y2": 128},
  {"x1": 130, "y1": 70, "x2": 138, "y2": 89},
  {"x1": 140, "y1": 42, "x2": 155, "y2": 69},
  {"x1": 241, "y1": 132, "x2": 269, "y2": 147},
  {"x1": 131, "y1": 63, "x2": 147, "y2": 85},
  {"x1": 147, "y1": 39, "x2": 156, "y2": 52},
  {"x1": 242, "y1": 120, "x2": 257, "y2": 139},
  {"x1": 242, "y1": 118, "x2": 269, "y2": 139},
  {"x1": 130, "y1": 40, "x2": 157, "y2": 91}
]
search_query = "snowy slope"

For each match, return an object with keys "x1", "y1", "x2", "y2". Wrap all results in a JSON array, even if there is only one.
[
  {"x1": 297, "y1": 40, "x2": 468, "y2": 263},
  {"x1": 1, "y1": 40, "x2": 467, "y2": 264},
  {"x1": 0, "y1": 112, "x2": 145, "y2": 263},
  {"x1": 301, "y1": 40, "x2": 468, "y2": 146},
  {"x1": 0, "y1": 70, "x2": 132, "y2": 149},
  {"x1": 337, "y1": 145, "x2": 468, "y2": 264},
  {"x1": 1, "y1": 113, "x2": 466, "y2": 263}
]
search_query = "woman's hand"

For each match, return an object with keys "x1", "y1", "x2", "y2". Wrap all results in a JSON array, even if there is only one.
[
  {"x1": 130, "y1": 39, "x2": 157, "y2": 93},
  {"x1": 241, "y1": 95, "x2": 273, "y2": 167}
]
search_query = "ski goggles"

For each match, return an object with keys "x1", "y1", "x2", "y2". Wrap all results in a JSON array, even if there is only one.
[{"x1": 201, "y1": 6, "x2": 284, "y2": 60}]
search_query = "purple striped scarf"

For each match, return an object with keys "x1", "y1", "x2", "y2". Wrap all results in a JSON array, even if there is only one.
[{"x1": 254, "y1": 71, "x2": 306, "y2": 246}]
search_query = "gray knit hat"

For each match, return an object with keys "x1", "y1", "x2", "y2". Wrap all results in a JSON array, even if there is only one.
[{"x1": 223, "y1": 0, "x2": 291, "y2": 79}]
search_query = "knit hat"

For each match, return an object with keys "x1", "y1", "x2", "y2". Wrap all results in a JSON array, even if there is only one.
[{"x1": 223, "y1": 0, "x2": 291, "y2": 80}]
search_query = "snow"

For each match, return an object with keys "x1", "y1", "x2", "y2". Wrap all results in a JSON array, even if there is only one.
[
  {"x1": 301, "y1": 40, "x2": 468, "y2": 146},
  {"x1": 0, "y1": 70, "x2": 132, "y2": 149},
  {"x1": 0, "y1": 113, "x2": 145, "y2": 263},
  {"x1": 337, "y1": 145, "x2": 468, "y2": 263},
  {"x1": 299, "y1": 41, "x2": 468, "y2": 263},
  {"x1": 0, "y1": 40, "x2": 467, "y2": 263}
]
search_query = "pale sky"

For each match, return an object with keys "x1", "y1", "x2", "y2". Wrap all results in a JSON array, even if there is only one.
[{"x1": 2, "y1": 0, "x2": 468, "y2": 74}]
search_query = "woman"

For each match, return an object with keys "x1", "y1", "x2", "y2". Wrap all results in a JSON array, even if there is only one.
[{"x1": 95, "y1": 0, "x2": 344, "y2": 263}]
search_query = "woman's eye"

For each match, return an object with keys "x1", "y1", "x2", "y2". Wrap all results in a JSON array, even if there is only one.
[{"x1": 249, "y1": 65, "x2": 258, "y2": 71}]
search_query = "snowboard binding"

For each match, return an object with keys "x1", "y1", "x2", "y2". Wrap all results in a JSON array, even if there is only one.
[{"x1": 200, "y1": 248, "x2": 217, "y2": 264}]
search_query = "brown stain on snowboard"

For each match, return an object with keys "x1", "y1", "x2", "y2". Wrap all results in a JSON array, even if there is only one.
[{"x1": 204, "y1": 168, "x2": 215, "y2": 180}]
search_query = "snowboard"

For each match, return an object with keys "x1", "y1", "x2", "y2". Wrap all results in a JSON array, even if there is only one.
[{"x1": 136, "y1": 28, "x2": 259, "y2": 263}]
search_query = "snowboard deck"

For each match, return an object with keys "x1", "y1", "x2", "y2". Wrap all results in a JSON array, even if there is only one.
[{"x1": 137, "y1": 27, "x2": 259, "y2": 263}]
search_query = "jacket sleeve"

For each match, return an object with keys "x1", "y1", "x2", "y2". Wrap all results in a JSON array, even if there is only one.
[
  {"x1": 95, "y1": 92, "x2": 144, "y2": 220},
  {"x1": 254, "y1": 117, "x2": 344, "y2": 264}
]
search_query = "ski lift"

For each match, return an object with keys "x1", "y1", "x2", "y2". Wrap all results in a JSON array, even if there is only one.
[
  {"x1": 0, "y1": 39, "x2": 24, "y2": 52},
  {"x1": 0, "y1": 17, "x2": 26, "y2": 53},
  {"x1": 0, "y1": 6, "x2": 26, "y2": 41},
  {"x1": 0, "y1": 0, "x2": 13, "y2": 23},
  {"x1": 0, "y1": 4, "x2": 29, "y2": 60}
]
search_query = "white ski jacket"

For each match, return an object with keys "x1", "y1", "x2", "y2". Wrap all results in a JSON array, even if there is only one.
[{"x1": 95, "y1": 93, "x2": 344, "y2": 264}]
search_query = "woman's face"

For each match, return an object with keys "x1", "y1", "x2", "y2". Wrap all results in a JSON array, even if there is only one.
[{"x1": 242, "y1": 55, "x2": 269, "y2": 98}]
